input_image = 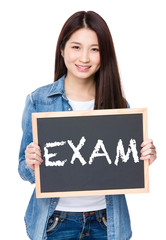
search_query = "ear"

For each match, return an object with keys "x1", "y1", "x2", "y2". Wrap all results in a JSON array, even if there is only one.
[{"x1": 61, "y1": 49, "x2": 64, "y2": 58}]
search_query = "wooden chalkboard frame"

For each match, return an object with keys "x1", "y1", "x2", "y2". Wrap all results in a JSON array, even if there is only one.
[{"x1": 32, "y1": 108, "x2": 149, "y2": 198}]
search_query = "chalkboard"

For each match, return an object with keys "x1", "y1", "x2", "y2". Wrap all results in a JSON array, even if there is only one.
[{"x1": 32, "y1": 108, "x2": 149, "y2": 198}]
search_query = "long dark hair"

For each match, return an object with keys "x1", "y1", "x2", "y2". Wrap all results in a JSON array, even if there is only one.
[{"x1": 54, "y1": 11, "x2": 127, "y2": 109}]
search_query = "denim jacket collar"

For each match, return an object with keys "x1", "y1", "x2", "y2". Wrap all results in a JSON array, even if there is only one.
[{"x1": 47, "y1": 75, "x2": 66, "y2": 97}]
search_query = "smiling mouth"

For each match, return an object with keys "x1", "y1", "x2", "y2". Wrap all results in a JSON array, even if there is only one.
[{"x1": 76, "y1": 65, "x2": 91, "y2": 70}]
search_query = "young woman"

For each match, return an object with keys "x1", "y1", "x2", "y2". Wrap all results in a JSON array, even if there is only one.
[{"x1": 18, "y1": 11, "x2": 156, "y2": 240}]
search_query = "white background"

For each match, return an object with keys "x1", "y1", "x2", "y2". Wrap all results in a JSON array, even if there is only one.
[{"x1": 0, "y1": 0, "x2": 165, "y2": 239}]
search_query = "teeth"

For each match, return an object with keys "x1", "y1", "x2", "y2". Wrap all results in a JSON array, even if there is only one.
[{"x1": 78, "y1": 65, "x2": 90, "y2": 69}]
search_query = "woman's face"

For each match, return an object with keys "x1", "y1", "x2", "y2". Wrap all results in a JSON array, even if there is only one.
[{"x1": 61, "y1": 28, "x2": 100, "y2": 81}]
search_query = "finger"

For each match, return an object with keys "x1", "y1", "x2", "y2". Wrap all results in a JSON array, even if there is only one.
[
  {"x1": 141, "y1": 148, "x2": 156, "y2": 157},
  {"x1": 26, "y1": 142, "x2": 41, "y2": 152},
  {"x1": 25, "y1": 149, "x2": 42, "y2": 161},
  {"x1": 27, "y1": 153, "x2": 43, "y2": 163},
  {"x1": 25, "y1": 149, "x2": 42, "y2": 160},
  {"x1": 141, "y1": 139, "x2": 153, "y2": 148},
  {"x1": 140, "y1": 146, "x2": 157, "y2": 164},
  {"x1": 140, "y1": 143, "x2": 155, "y2": 153},
  {"x1": 25, "y1": 144, "x2": 42, "y2": 157},
  {"x1": 25, "y1": 152, "x2": 43, "y2": 164}
]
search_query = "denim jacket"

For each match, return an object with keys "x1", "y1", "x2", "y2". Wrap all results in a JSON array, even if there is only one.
[{"x1": 18, "y1": 75, "x2": 132, "y2": 240}]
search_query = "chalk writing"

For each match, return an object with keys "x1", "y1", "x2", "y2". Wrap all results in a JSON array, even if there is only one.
[
  {"x1": 89, "y1": 140, "x2": 112, "y2": 165},
  {"x1": 68, "y1": 137, "x2": 87, "y2": 166},
  {"x1": 43, "y1": 137, "x2": 139, "y2": 167},
  {"x1": 114, "y1": 139, "x2": 139, "y2": 166},
  {"x1": 44, "y1": 141, "x2": 67, "y2": 166}
]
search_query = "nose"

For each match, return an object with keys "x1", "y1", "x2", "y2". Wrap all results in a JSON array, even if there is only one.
[{"x1": 79, "y1": 49, "x2": 90, "y2": 63}]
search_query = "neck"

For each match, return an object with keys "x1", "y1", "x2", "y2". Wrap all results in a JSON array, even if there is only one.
[{"x1": 64, "y1": 74, "x2": 96, "y2": 101}]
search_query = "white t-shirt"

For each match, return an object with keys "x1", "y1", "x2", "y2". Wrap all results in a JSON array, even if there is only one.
[{"x1": 55, "y1": 98, "x2": 106, "y2": 212}]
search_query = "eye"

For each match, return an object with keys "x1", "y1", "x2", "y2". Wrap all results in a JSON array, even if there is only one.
[
  {"x1": 91, "y1": 48, "x2": 100, "y2": 52},
  {"x1": 72, "y1": 46, "x2": 80, "y2": 50}
]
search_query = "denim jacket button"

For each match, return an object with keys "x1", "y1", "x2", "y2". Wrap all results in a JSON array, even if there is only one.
[
  {"x1": 68, "y1": 108, "x2": 71, "y2": 111},
  {"x1": 53, "y1": 201, "x2": 56, "y2": 204}
]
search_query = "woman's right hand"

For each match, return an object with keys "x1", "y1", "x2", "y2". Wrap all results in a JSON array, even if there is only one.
[{"x1": 25, "y1": 142, "x2": 43, "y2": 170}]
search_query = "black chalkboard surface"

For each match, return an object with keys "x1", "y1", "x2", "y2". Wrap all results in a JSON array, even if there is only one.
[{"x1": 32, "y1": 108, "x2": 149, "y2": 198}]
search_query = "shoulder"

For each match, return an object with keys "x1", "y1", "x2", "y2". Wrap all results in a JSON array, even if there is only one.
[
  {"x1": 28, "y1": 83, "x2": 54, "y2": 105},
  {"x1": 29, "y1": 75, "x2": 65, "y2": 104},
  {"x1": 31, "y1": 83, "x2": 54, "y2": 102}
]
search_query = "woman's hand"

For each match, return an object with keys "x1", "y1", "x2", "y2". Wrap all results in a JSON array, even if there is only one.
[
  {"x1": 25, "y1": 142, "x2": 43, "y2": 170},
  {"x1": 140, "y1": 139, "x2": 157, "y2": 165}
]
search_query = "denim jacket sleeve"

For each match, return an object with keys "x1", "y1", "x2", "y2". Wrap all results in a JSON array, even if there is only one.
[{"x1": 18, "y1": 94, "x2": 36, "y2": 184}]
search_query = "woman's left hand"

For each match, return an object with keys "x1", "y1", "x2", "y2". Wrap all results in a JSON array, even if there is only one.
[{"x1": 140, "y1": 139, "x2": 157, "y2": 165}]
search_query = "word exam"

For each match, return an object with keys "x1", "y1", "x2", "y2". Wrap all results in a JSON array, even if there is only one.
[{"x1": 43, "y1": 136, "x2": 140, "y2": 167}]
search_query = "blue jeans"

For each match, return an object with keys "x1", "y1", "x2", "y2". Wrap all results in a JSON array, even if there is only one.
[{"x1": 46, "y1": 209, "x2": 107, "y2": 240}]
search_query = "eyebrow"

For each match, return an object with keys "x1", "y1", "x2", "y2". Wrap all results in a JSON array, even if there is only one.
[{"x1": 70, "y1": 41, "x2": 99, "y2": 47}]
